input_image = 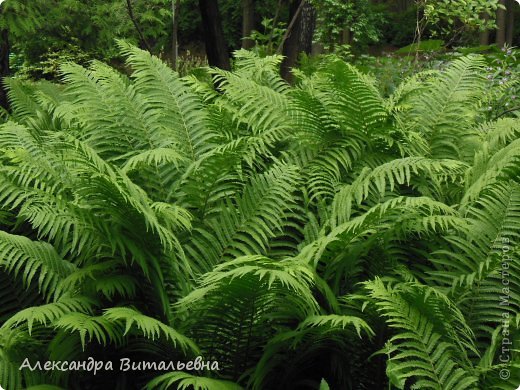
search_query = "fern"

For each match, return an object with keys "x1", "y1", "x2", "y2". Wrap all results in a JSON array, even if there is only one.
[
  {"x1": 365, "y1": 279, "x2": 479, "y2": 390},
  {"x1": 0, "y1": 231, "x2": 75, "y2": 300},
  {"x1": 0, "y1": 48, "x2": 518, "y2": 390}
]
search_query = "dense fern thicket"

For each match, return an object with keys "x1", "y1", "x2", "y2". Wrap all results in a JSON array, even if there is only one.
[{"x1": 0, "y1": 43, "x2": 519, "y2": 390}]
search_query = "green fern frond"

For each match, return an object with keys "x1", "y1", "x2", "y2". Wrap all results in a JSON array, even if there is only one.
[
  {"x1": 365, "y1": 279, "x2": 479, "y2": 390},
  {"x1": 176, "y1": 255, "x2": 318, "y2": 379},
  {"x1": 0, "y1": 231, "x2": 75, "y2": 300},
  {"x1": 53, "y1": 312, "x2": 123, "y2": 350},
  {"x1": 118, "y1": 40, "x2": 216, "y2": 161},
  {"x1": 102, "y1": 307, "x2": 199, "y2": 354},
  {"x1": 330, "y1": 157, "x2": 466, "y2": 222},
  {"x1": 315, "y1": 59, "x2": 387, "y2": 133},
  {"x1": 399, "y1": 55, "x2": 487, "y2": 159},
  {"x1": 3, "y1": 297, "x2": 95, "y2": 334},
  {"x1": 147, "y1": 372, "x2": 243, "y2": 390},
  {"x1": 212, "y1": 68, "x2": 292, "y2": 144},
  {"x1": 122, "y1": 148, "x2": 187, "y2": 174},
  {"x1": 462, "y1": 138, "x2": 520, "y2": 206},
  {"x1": 297, "y1": 315, "x2": 374, "y2": 338},
  {"x1": 186, "y1": 164, "x2": 301, "y2": 273}
]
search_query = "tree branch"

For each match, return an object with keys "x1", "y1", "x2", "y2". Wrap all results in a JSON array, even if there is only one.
[
  {"x1": 496, "y1": 105, "x2": 520, "y2": 119},
  {"x1": 125, "y1": 0, "x2": 153, "y2": 53},
  {"x1": 277, "y1": 0, "x2": 307, "y2": 54},
  {"x1": 268, "y1": 0, "x2": 283, "y2": 52}
]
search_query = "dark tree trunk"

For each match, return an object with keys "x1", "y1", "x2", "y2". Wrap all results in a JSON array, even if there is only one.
[
  {"x1": 299, "y1": 2, "x2": 316, "y2": 54},
  {"x1": 496, "y1": 0, "x2": 507, "y2": 47},
  {"x1": 199, "y1": 0, "x2": 231, "y2": 70},
  {"x1": 280, "y1": 0, "x2": 316, "y2": 83},
  {"x1": 396, "y1": 0, "x2": 414, "y2": 13},
  {"x1": 479, "y1": 12, "x2": 490, "y2": 45},
  {"x1": 0, "y1": 28, "x2": 9, "y2": 111},
  {"x1": 506, "y1": 0, "x2": 515, "y2": 46},
  {"x1": 242, "y1": 0, "x2": 255, "y2": 49}
]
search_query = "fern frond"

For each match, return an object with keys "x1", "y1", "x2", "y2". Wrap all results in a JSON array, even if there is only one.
[
  {"x1": 212, "y1": 68, "x2": 292, "y2": 145},
  {"x1": 186, "y1": 164, "x2": 301, "y2": 273},
  {"x1": 102, "y1": 307, "x2": 199, "y2": 354},
  {"x1": 462, "y1": 138, "x2": 520, "y2": 206},
  {"x1": 399, "y1": 55, "x2": 487, "y2": 159},
  {"x1": 0, "y1": 231, "x2": 75, "y2": 300},
  {"x1": 297, "y1": 315, "x2": 374, "y2": 338},
  {"x1": 3, "y1": 297, "x2": 94, "y2": 334},
  {"x1": 176, "y1": 255, "x2": 318, "y2": 379},
  {"x1": 122, "y1": 148, "x2": 187, "y2": 174},
  {"x1": 147, "y1": 372, "x2": 242, "y2": 390},
  {"x1": 365, "y1": 279, "x2": 479, "y2": 390},
  {"x1": 315, "y1": 59, "x2": 387, "y2": 133},
  {"x1": 53, "y1": 312, "x2": 123, "y2": 350},
  {"x1": 118, "y1": 41, "x2": 216, "y2": 160}
]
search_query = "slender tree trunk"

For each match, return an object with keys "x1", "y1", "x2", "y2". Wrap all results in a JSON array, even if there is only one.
[
  {"x1": 125, "y1": 0, "x2": 153, "y2": 52},
  {"x1": 171, "y1": 0, "x2": 179, "y2": 70},
  {"x1": 479, "y1": 12, "x2": 490, "y2": 45},
  {"x1": 0, "y1": 28, "x2": 9, "y2": 111},
  {"x1": 280, "y1": 0, "x2": 316, "y2": 83},
  {"x1": 242, "y1": 0, "x2": 255, "y2": 49},
  {"x1": 506, "y1": 0, "x2": 515, "y2": 46},
  {"x1": 496, "y1": 0, "x2": 507, "y2": 47},
  {"x1": 199, "y1": 0, "x2": 231, "y2": 70}
]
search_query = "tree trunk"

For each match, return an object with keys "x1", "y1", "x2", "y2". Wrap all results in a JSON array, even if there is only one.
[
  {"x1": 396, "y1": 0, "x2": 413, "y2": 13},
  {"x1": 340, "y1": 28, "x2": 351, "y2": 45},
  {"x1": 280, "y1": 0, "x2": 316, "y2": 83},
  {"x1": 171, "y1": 0, "x2": 180, "y2": 70},
  {"x1": 506, "y1": 0, "x2": 515, "y2": 46},
  {"x1": 126, "y1": 0, "x2": 153, "y2": 52},
  {"x1": 299, "y1": 2, "x2": 316, "y2": 54},
  {"x1": 479, "y1": 12, "x2": 490, "y2": 45},
  {"x1": 199, "y1": 0, "x2": 231, "y2": 70},
  {"x1": 242, "y1": 0, "x2": 255, "y2": 49},
  {"x1": 496, "y1": 0, "x2": 507, "y2": 47},
  {"x1": 0, "y1": 28, "x2": 9, "y2": 111}
]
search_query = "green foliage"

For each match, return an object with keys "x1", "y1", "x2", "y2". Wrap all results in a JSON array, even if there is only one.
[
  {"x1": 147, "y1": 372, "x2": 243, "y2": 390},
  {"x1": 11, "y1": 0, "x2": 177, "y2": 80},
  {"x1": 0, "y1": 0, "x2": 45, "y2": 35},
  {"x1": 396, "y1": 39, "x2": 445, "y2": 55},
  {"x1": 248, "y1": 18, "x2": 287, "y2": 56},
  {"x1": 423, "y1": 0, "x2": 501, "y2": 33},
  {"x1": 311, "y1": 0, "x2": 385, "y2": 49},
  {"x1": 0, "y1": 46, "x2": 519, "y2": 389}
]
